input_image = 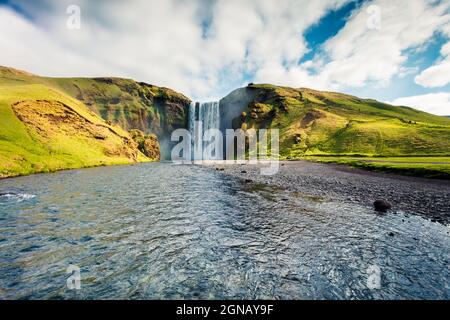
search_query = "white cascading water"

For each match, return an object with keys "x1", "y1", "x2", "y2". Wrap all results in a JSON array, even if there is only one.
[{"x1": 189, "y1": 101, "x2": 220, "y2": 160}]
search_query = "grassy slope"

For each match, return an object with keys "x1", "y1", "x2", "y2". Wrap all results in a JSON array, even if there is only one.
[
  {"x1": 0, "y1": 66, "x2": 191, "y2": 137},
  {"x1": 239, "y1": 84, "x2": 450, "y2": 178},
  {"x1": 0, "y1": 79, "x2": 149, "y2": 178},
  {"x1": 306, "y1": 156, "x2": 450, "y2": 179},
  {"x1": 241, "y1": 84, "x2": 450, "y2": 156}
]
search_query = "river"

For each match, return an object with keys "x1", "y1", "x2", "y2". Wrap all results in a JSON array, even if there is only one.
[{"x1": 0, "y1": 163, "x2": 449, "y2": 299}]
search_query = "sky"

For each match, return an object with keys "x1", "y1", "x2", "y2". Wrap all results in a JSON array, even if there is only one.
[{"x1": 0, "y1": 0, "x2": 450, "y2": 115}]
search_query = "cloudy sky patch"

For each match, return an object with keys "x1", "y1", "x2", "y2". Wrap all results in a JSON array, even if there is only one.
[{"x1": 0, "y1": 0, "x2": 449, "y2": 115}]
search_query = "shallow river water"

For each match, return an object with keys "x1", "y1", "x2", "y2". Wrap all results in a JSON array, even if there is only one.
[{"x1": 0, "y1": 163, "x2": 449, "y2": 299}]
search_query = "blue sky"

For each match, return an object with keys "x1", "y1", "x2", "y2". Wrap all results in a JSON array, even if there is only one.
[{"x1": 0, "y1": 0, "x2": 449, "y2": 115}]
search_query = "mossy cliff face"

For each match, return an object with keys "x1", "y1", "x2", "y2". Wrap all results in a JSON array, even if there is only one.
[
  {"x1": 220, "y1": 84, "x2": 450, "y2": 158},
  {"x1": 51, "y1": 77, "x2": 191, "y2": 159},
  {"x1": 0, "y1": 66, "x2": 191, "y2": 160},
  {"x1": 129, "y1": 129, "x2": 160, "y2": 161},
  {"x1": 51, "y1": 77, "x2": 191, "y2": 138}
]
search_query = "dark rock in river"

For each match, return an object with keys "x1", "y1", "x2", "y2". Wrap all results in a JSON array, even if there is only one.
[{"x1": 374, "y1": 199, "x2": 392, "y2": 213}]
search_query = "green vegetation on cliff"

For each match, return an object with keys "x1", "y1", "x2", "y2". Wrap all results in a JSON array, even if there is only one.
[
  {"x1": 0, "y1": 66, "x2": 191, "y2": 153},
  {"x1": 225, "y1": 84, "x2": 450, "y2": 178},
  {"x1": 129, "y1": 129, "x2": 160, "y2": 160},
  {"x1": 231, "y1": 84, "x2": 450, "y2": 158},
  {"x1": 2, "y1": 65, "x2": 450, "y2": 179},
  {"x1": 0, "y1": 67, "x2": 153, "y2": 178},
  {"x1": 1, "y1": 66, "x2": 192, "y2": 166}
]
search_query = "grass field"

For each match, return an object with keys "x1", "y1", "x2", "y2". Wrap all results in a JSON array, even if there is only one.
[{"x1": 305, "y1": 156, "x2": 450, "y2": 179}]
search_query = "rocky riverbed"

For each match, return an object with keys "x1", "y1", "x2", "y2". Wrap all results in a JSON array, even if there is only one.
[
  {"x1": 1, "y1": 162, "x2": 449, "y2": 299},
  {"x1": 213, "y1": 161, "x2": 450, "y2": 225}
]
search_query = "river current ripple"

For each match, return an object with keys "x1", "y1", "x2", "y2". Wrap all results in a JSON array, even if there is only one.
[{"x1": 0, "y1": 163, "x2": 448, "y2": 299}]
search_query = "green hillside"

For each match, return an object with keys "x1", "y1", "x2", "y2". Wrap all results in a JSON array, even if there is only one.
[
  {"x1": 0, "y1": 71, "x2": 153, "y2": 178},
  {"x1": 229, "y1": 84, "x2": 450, "y2": 158},
  {"x1": 0, "y1": 66, "x2": 191, "y2": 146},
  {"x1": 2, "y1": 66, "x2": 450, "y2": 179},
  {"x1": 0, "y1": 66, "x2": 191, "y2": 159}
]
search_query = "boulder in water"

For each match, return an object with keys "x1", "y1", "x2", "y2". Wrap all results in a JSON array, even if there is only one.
[{"x1": 374, "y1": 199, "x2": 392, "y2": 213}]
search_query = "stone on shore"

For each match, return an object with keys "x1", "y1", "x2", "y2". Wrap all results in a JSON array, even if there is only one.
[{"x1": 374, "y1": 199, "x2": 392, "y2": 213}]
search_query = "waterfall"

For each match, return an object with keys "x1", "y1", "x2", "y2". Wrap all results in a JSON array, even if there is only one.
[{"x1": 189, "y1": 101, "x2": 221, "y2": 160}]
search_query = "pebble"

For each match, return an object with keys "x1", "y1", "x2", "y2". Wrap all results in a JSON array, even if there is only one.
[{"x1": 217, "y1": 161, "x2": 450, "y2": 224}]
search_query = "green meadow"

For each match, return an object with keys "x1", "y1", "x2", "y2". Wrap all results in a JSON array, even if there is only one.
[{"x1": 304, "y1": 156, "x2": 450, "y2": 179}]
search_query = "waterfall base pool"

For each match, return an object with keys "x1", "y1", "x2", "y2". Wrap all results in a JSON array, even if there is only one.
[{"x1": 0, "y1": 163, "x2": 449, "y2": 299}]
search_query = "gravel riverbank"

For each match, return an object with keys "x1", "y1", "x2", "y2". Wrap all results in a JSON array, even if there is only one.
[{"x1": 212, "y1": 161, "x2": 450, "y2": 225}]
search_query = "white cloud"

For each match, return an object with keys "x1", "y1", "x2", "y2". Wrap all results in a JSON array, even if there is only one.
[
  {"x1": 253, "y1": 0, "x2": 450, "y2": 92},
  {"x1": 0, "y1": 0, "x2": 449, "y2": 108},
  {"x1": 0, "y1": 0, "x2": 347, "y2": 99},
  {"x1": 0, "y1": 7, "x2": 113, "y2": 77},
  {"x1": 389, "y1": 93, "x2": 450, "y2": 116},
  {"x1": 415, "y1": 41, "x2": 450, "y2": 88},
  {"x1": 321, "y1": 0, "x2": 450, "y2": 89}
]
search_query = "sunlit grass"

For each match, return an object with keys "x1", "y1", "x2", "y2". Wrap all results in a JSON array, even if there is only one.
[
  {"x1": 0, "y1": 83, "x2": 149, "y2": 178},
  {"x1": 304, "y1": 156, "x2": 450, "y2": 179}
]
